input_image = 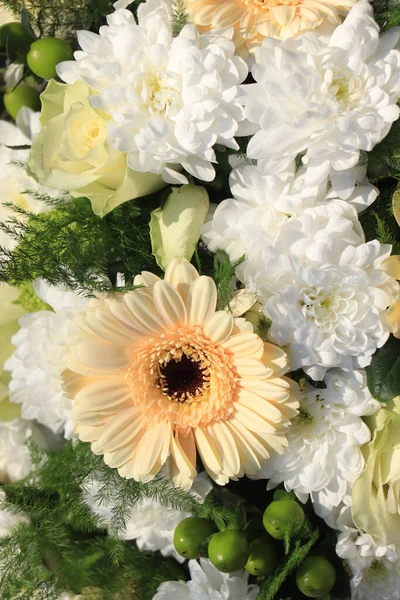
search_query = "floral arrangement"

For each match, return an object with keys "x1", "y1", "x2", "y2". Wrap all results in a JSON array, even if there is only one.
[{"x1": 0, "y1": 0, "x2": 399, "y2": 599}]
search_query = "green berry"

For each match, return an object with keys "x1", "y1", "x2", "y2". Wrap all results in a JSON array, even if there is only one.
[
  {"x1": 27, "y1": 37, "x2": 73, "y2": 80},
  {"x1": 4, "y1": 84, "x2": 41, "y2": 120},
  {"x1": 208, "y1": 530, "x2": 249, "y2": 573},
  {"x1": 0, "y1": 22, "x2": 34, "y2": 59},
  {"x1": 173, "y1": 517, "x2": 216, "y2": 560},
  {"x1": 262, "y1": 500, "x2": 305, "y2": 540},
  {"x1": 296, "y1": 556, "x2": 337, "y2": 598},
  {"x1": 245, "y1": 538, "x2": 278, "y2": 577}
]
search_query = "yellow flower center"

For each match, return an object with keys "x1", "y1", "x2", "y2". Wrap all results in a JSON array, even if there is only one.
[{"x1": 144, "y1": 70, "x2": 182, "y2": 116}]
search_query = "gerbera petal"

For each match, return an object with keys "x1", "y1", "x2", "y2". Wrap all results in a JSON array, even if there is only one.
[
  {"x1": 75, "y1": 378, "x2": 132, "y2": 412},
  {"x1": 132, "y1": 421, "x2": 171, "y2": 482},
  {"x1": 74, "y1": 424, "x2": 103, "y2": 443},
  {"x1": 240, "y1": 377, "x2": 292, "y2": 402},
  {"x1": 225, "y1": 420, "x2": 262, "y2": 475},
  {"x1": 152, "y1": 280, "x2": 187, "y2": 328},
  {"x1": 104, "y1": 442, "x2": 135, "y2": 469},
  {"x1": 222, "y1": 333, "x2": 264, "y2": 359},
  {"x1": 97, "y1": 407, "x2": 144, "y2": 453},
  {"x1": 262, "y1": 343, "x2": 289, "y2": 375},
  {"x1": 71, "y1": 406, "x2": 109, "y2": 427},
  {"x1": 206, "y1": 421, "x2": 241, "y2": 477},
  {"x1": 85, "y1": 308, "x2": 141, "y2": 345},
  {"x1": 232, "y1": 357, "x2": 272, "y2": 379},
  {"x1": 236, "y1": 388, "x2": 284, "y2": 423},
  {"x1": 134, "y1": 271, "x2": 161, "y2": 290},
  {"x1": 187, "y1": 276, "x2": 218, "y2": 325},
  {"x1": 169, "y1": 430, "x2": 197, "y2": 489},
  {"x1": 234, "y1": 403, "x2": 278, "y2": 435},
  {"x1": 68, "y1": 340, "x2": 132, "y2": 372},
  {"x1": 194, "y1": 427, "x2": 223, "y2": 475},
  {"x1": 124, "y1": 291, "x2": 166, "y2": 334},
  {"x1": 165, "y1": 259, "x2": 199, "y2": 303},
  {"x1": 211, "y1": 1, "x2": 244, "y2": 26},
  {"x1": 228, "y1": 416, "x2": 270, "y2": 461},
  {"x1": 203, "y1": 311, "x2": 234, "y2": 344}
]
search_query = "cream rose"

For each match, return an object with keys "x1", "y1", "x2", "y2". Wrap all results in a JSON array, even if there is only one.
[
  {"x1": 352, "y1": 397, "x2": 400, "y2": 546},
  {"x1": 28, "y1": 80, "x2": 165, "y2": 216}
]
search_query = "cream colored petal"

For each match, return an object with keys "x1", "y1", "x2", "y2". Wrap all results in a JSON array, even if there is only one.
[
  {"x1": 75, "y1": 378, "x2": 132, "y2": 412},
  {"x1": 68, "y1": 339, "x2": 132, "y2": 372},
  {"x1": 262, "y1": 343, "x2": 288, "y2": 376},
  {"x1": 222, "y1": 333, "x2": 264, "y2": 359},
  {"x1": 194, "y1": 427, "x2": 223, "y2": 475},
  {"x1": 107, "y1": 299, "x2": 147, "y2": 335},
  {"x1": 382, "y1": 256, "x2": 400, "y2": 280},
  {"x1": 207, "y1": 421, "x2": 241, "y2": 477},
  {"x1": 240, "y1": 377, "x2": 292, "y2": 402},
  {"x1": 85, "y1": 308, "x2": 142, "y2": 346},
  {"x1": 239, "y1": 9, "x2": 257, "y2": 39},
  {"x1": 228, "y1": 416, "x2": 270, "y2": 461},
  {"x1": 71, "y1": 405, "x2": 109, "y2": 427},
  {"x1": 152, "y1": 280, "x2": 187, "y2": 328},
  {"x1": 261, "y1": 433, "x2": 288, "y2": 456},
  {"x1": 228, "y1": 289, "x2": 257, "y2": 318},
  {"x1": 104, "y1": 443, "x2": 135, "y2": 469},
  {"x1": 62, "y1": 371, "x2": 97, "y2": 398},
  {"x1": 188, "y1": 2, "x2": 217, "y2": 25},
  {"x1": 211, "y1": 1, "x2": 244, "y2": 26},
  {"x1": 124, "y1": 290, "x2": 165, "y2": 334},
  {"x1": 132, "y1": 420, "x2": 171, "y2": 482},
  {"x1": 169, "y1": 430, "x2": 197, "y2": 490},
  {"x1": 97, "y1": 407, "x2": 144, "y2": 453},
  {"x1": 232, "y1": 357, "x2": 272, "y2": 379},
  {"x1": 187, "y1": 276, "x2": 217, "y2": 325},
  {"x1": 234, "y1": 403, "x2": 278, "y2": 435},
  {"x1": 203, "y1": 311, "x2": 233, "y2": 344},
  {"x1": 269, "y1": 5, "x2": 296, "y2": 25},
  {"x1": 75, "y1": 424, "x2": 103, "y2": 443},
  {"x1": 165, "y1": 258, "x2": 199, "y2": 304},
  {"x1": 236, "y1": 388, "x2": 284, "y2": 424},
  {"x1": 225, "y1": 420, "x2": 261, "y2": 476},
  {"x1": 134, "y1": 271, "x2": 161, "y2": 289},
  {"x1": 118, "y1": 459, "x2": 135, "y2": 479}
]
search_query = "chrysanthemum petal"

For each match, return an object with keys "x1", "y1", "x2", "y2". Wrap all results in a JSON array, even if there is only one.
[
  {"x1": 152, "y1": 280, "x2": 187, "y2": 328},
  {"x1": 203, "y1": 311, "x2": 234, "y2": 344},
  {"x1": 187, "y1": 276, "x2": 217, "y2": 325}
]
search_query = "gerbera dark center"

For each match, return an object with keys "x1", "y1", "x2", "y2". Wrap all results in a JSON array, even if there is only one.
[{"x1": 158, "y1": 354, "x2": 206, "y2": 402}]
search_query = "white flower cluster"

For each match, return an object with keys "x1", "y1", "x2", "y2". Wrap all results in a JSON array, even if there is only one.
[
  {"x1": 201, "y1": 2, "x2": 400, "y2": 599},
  {"x1": 5, "y1": 280, "x2": 88, "y2": 439},
  {"x1": 57, "y1": 0, "x2": 248, "y2": 185}
]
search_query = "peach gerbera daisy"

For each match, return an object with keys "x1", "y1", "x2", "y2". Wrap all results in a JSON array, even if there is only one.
[
  {"x1": 184, "y1": 0, "x2": 356, "y2": 56},
  {"x1": 63, "y1": 259, "x2": 298, "y2": 488}
]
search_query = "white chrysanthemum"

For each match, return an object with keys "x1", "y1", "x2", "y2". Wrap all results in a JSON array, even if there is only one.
[
  {"x1": 241, "y1": 0, "x2": 400, "y2": 200},
  {"x1": 0, "y1": 417, "x2": 47, "y2": 483},
  {"x1": 153, "y1": 558, "x2": 260, "y2": 600},
  {"x1": 239, "y1": 239, "x2": 398, "y2": 380},
  {"x1": 260, "y1": 369, "x2": 379, "y2": 516},
  {"x1": 202, "y1": 163, "x2": 371, "y2": 262},
  {"x1": 0, "y1": 108, "x2": 66, "y2": 251},
  {"x1": 334, "y1": 502, "x2": 400, "y2": 600},
  {"x1": 57, "y1": 0, "x2": 248, "y2": 185},
  {"x1": 4, "y1": 280, "x2": 87, "y2": 438},
  {"x1": 84, "y1": 471, "x2": 212, "y2": 563}
]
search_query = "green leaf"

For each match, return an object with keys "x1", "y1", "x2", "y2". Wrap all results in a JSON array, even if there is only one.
[{"x1": 366, "y1": 336, "x2": 400, "y2": 402}]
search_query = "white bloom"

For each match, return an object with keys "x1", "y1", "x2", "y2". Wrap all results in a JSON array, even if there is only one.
[
  {"x1": 0, "y1": 107, "x2": 66, "y2": 251},
  {"x1": 335, "y1": 503, "x2": 400, "y2": 600},
  {"x1": 57, "y1": 0, "x2": 248, "y2": 185},
  {"x1": 153, "y1": 558, "x2": 260, "y2": 600},
  {"x1": 202, "y1": 163, "x2": 370, "y2": 263},
  {"x1": 4, "y1": 280, "x2": 87, "y2": 438},
  {"x1": 260, "y1": 369, "x2": 379, "y2": 516},
  {"x1": 242, "y1": 0, "x2": 400, "y2": 199},
  {"x1": 0, "y1": 417, "x2": 46, "y2": 483},
  {"x1": 0, "y1": 491, "x2": 27, "y2": 537},
  {"x1": 239, "y1": 239, "x2": 398, "y2": 380},
  {"x1": 84, "y1": 471, "x2": 212, "y2": 563}
]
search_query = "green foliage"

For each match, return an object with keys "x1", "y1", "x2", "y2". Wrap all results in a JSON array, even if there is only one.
[
  {"x1": 372, "y1": 0, "x2": 400, "y2": 30},
  {"x1": 172, "y1": 0, "x2": 188, "y2": 37},
  {"x1": 0, "y1": 196, "x2": 161, "y2": 293},
  {"x1": 212, "y1": 250, "x2": 245, "y2": 311},
  {"x1": 359, "y1": 181, "x2": 400, "y2": 255},
  {"x1": 0, "y1": 441, "x2": 191, "y2": 599},
  {"x1": 17, "y1": 281, "x2": 51, "y2": 312},
  {"x1": 366, "y1": 335, "x2": 400, "y2": 402}
]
